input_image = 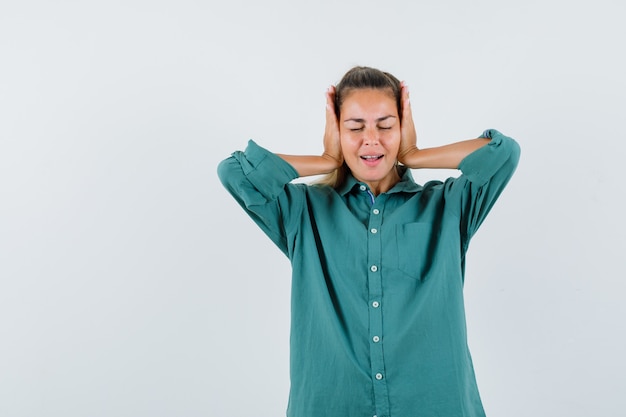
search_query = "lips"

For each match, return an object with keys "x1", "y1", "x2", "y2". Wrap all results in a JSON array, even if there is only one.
[
  {"x1": 360, "y1": 154, "x2": 383, "y2": 160},
  {"x1": 360, "y1": 154, "x2": 384, "y2": 167}
]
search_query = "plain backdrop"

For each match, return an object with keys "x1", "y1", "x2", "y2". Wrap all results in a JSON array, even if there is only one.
[{"x1": 1, "y1": 1, "x2": 625, "y2": 416}]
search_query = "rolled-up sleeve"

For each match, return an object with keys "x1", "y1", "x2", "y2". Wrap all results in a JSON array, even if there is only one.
[
  {"x1": 446, "y1": 129, "x2": 521, "y2": 248},
  {"x1": 458, "y1": 129, "x2": 521, "y2": 186},
  {"x1": 217, "y1": 140, "x2": 300, "y2": 256}
]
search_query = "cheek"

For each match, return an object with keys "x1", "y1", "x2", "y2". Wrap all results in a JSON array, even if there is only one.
[
  {"x1": 382, "y1": 130, "x2": 401, "y2": 149},
  {"x1": 340, "y1": 132, "x2": 358, "y2": 150},
  {"x1": 384, "y1": 134, "x2": 400, "y2": 153}
]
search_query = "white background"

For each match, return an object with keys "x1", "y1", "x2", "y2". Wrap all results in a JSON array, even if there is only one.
[{"x1": 1, "y1": 1, "x2": 625, "y2": 416}]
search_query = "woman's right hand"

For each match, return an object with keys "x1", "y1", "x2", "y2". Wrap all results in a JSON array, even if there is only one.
[{"x1": 322, "y1": 85, "x2": 343, "y2": 167}]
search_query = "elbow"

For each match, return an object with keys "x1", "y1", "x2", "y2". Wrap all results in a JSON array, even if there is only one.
[
  {"x1": 217, "y1": 156, "x2": 235, "y2": 187},
  {"x1": 506, "y1": 137, "x2": 521, "y2": 169},
  {"x1": 488, "y1": 131, "x2": 521, "y2": 167}
]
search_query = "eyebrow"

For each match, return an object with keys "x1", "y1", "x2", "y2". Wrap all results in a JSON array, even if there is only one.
[{"x1": 343, "y1": 115, "x2": 397, "y2": 123}]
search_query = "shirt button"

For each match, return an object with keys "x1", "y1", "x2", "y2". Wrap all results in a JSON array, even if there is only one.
[
  {"x1": 373, "y1": 209, "x2": 380, "y2": 215},
  {"x1": 370, "y1": 265, "x2": 378, "y2": 272},
  {"x1": 359, "y1": 185, "x2": 367, "y2": 191},
  {"x1": 370, "y1": 228, "x2": 378, "y2": 234},
  {"x1": 373, "y1": 336, "x2": 380, "y2": 343},
  {"x1": 372, "y1": 301, "x2": 379, "y2": 308},
  {"x1": 375, "y1": 373, "x2": 383, "y2": 380}
]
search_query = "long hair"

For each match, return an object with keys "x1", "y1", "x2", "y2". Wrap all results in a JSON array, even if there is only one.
[{"x1": 315, "y1": 66, "x2": 402, "y2": 189}]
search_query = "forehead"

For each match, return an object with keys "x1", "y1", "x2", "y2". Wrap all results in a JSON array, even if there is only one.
[{"x1": 340, "y1": 88, "x2": 398, "y2": 118}]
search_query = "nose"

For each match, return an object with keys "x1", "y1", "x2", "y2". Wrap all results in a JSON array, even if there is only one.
[{"x1": 363, "y1": 127, "x2": 379, "y2": 145}]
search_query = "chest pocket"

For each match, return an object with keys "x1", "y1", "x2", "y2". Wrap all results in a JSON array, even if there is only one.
[{"x1": 394, "y1": 222, "x2": 438, "y2": 280}]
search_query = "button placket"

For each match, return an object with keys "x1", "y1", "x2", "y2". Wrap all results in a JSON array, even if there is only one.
[{"x1": 366, "y1": 200, "x2": 390, "y2": 417}]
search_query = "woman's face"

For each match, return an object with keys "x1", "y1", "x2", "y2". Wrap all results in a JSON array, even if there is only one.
[{"x1": 339, "y1": 88, "x2": 401, "y2": 194}]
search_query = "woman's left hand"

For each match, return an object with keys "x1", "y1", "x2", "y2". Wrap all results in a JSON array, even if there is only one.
[{"x1": 397, "y1": 81, "x2": 418, "y2": 164}]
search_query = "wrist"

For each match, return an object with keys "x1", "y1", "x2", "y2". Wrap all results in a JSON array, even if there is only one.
[
  {"x1": 322, "y1": 152, "x2": 343, "y2": 170},
  {"x1": 397, "y1": 146, "x2": 419, "y2": 166}
]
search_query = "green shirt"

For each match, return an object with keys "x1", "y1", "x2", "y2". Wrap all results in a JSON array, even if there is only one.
[{"x1": 218, "y1": 129, "x2": 520, "y2": 417}]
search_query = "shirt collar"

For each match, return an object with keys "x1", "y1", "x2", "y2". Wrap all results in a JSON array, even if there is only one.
[{"x1": 337, "y1": 165, "x2": 422, "y2": 196}]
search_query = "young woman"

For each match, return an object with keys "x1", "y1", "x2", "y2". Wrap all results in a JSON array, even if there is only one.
[{"x1": 218, "y1": 66, "x2": 520, "y2": 417}]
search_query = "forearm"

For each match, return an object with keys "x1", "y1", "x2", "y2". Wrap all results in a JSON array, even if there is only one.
[
  {"x1": 276, "y1": 154, "x2": 341, "y2": 177},
  {"x1": 399, "y1": 138, "x2": 490, "y2": 169}
]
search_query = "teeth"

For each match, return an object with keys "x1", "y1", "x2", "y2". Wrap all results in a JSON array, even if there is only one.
[{"x1": 361, "y1": 155, "x2": 382, "y2": 160}]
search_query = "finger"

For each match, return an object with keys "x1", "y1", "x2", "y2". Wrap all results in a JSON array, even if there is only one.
[
  {"x1": 325, "y1": 85, "x2": 339, "y2": 125},
  {"x1": 401, "y1": 82, "x2": 415, "y2": 125},
  {"x1": 401, "y1": 82, "x2": 410, "y2": 112},
  {"x1": 325, "y1": 85, "x2": 336, "y2": 113}
]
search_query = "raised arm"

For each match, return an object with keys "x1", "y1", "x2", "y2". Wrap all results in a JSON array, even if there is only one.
[
  {"x1": 397, "y1": 82, "x2": 490, "y2": 169},
  {"x1": 276, "y1": 86, "x2": 344, "y2": 177}
]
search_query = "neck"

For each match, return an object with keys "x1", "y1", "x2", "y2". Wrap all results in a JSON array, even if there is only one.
[{"x1": 361, "y1": 168, "x2": 401, "y2": 196}]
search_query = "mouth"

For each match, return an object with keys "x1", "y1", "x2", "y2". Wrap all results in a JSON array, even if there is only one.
[
  {"x1": 360, "y1": 154, "x2": 384, "y2": 167},
  {"x1": 360, "y1": 154, "x2": 384, "y2": 161}
]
